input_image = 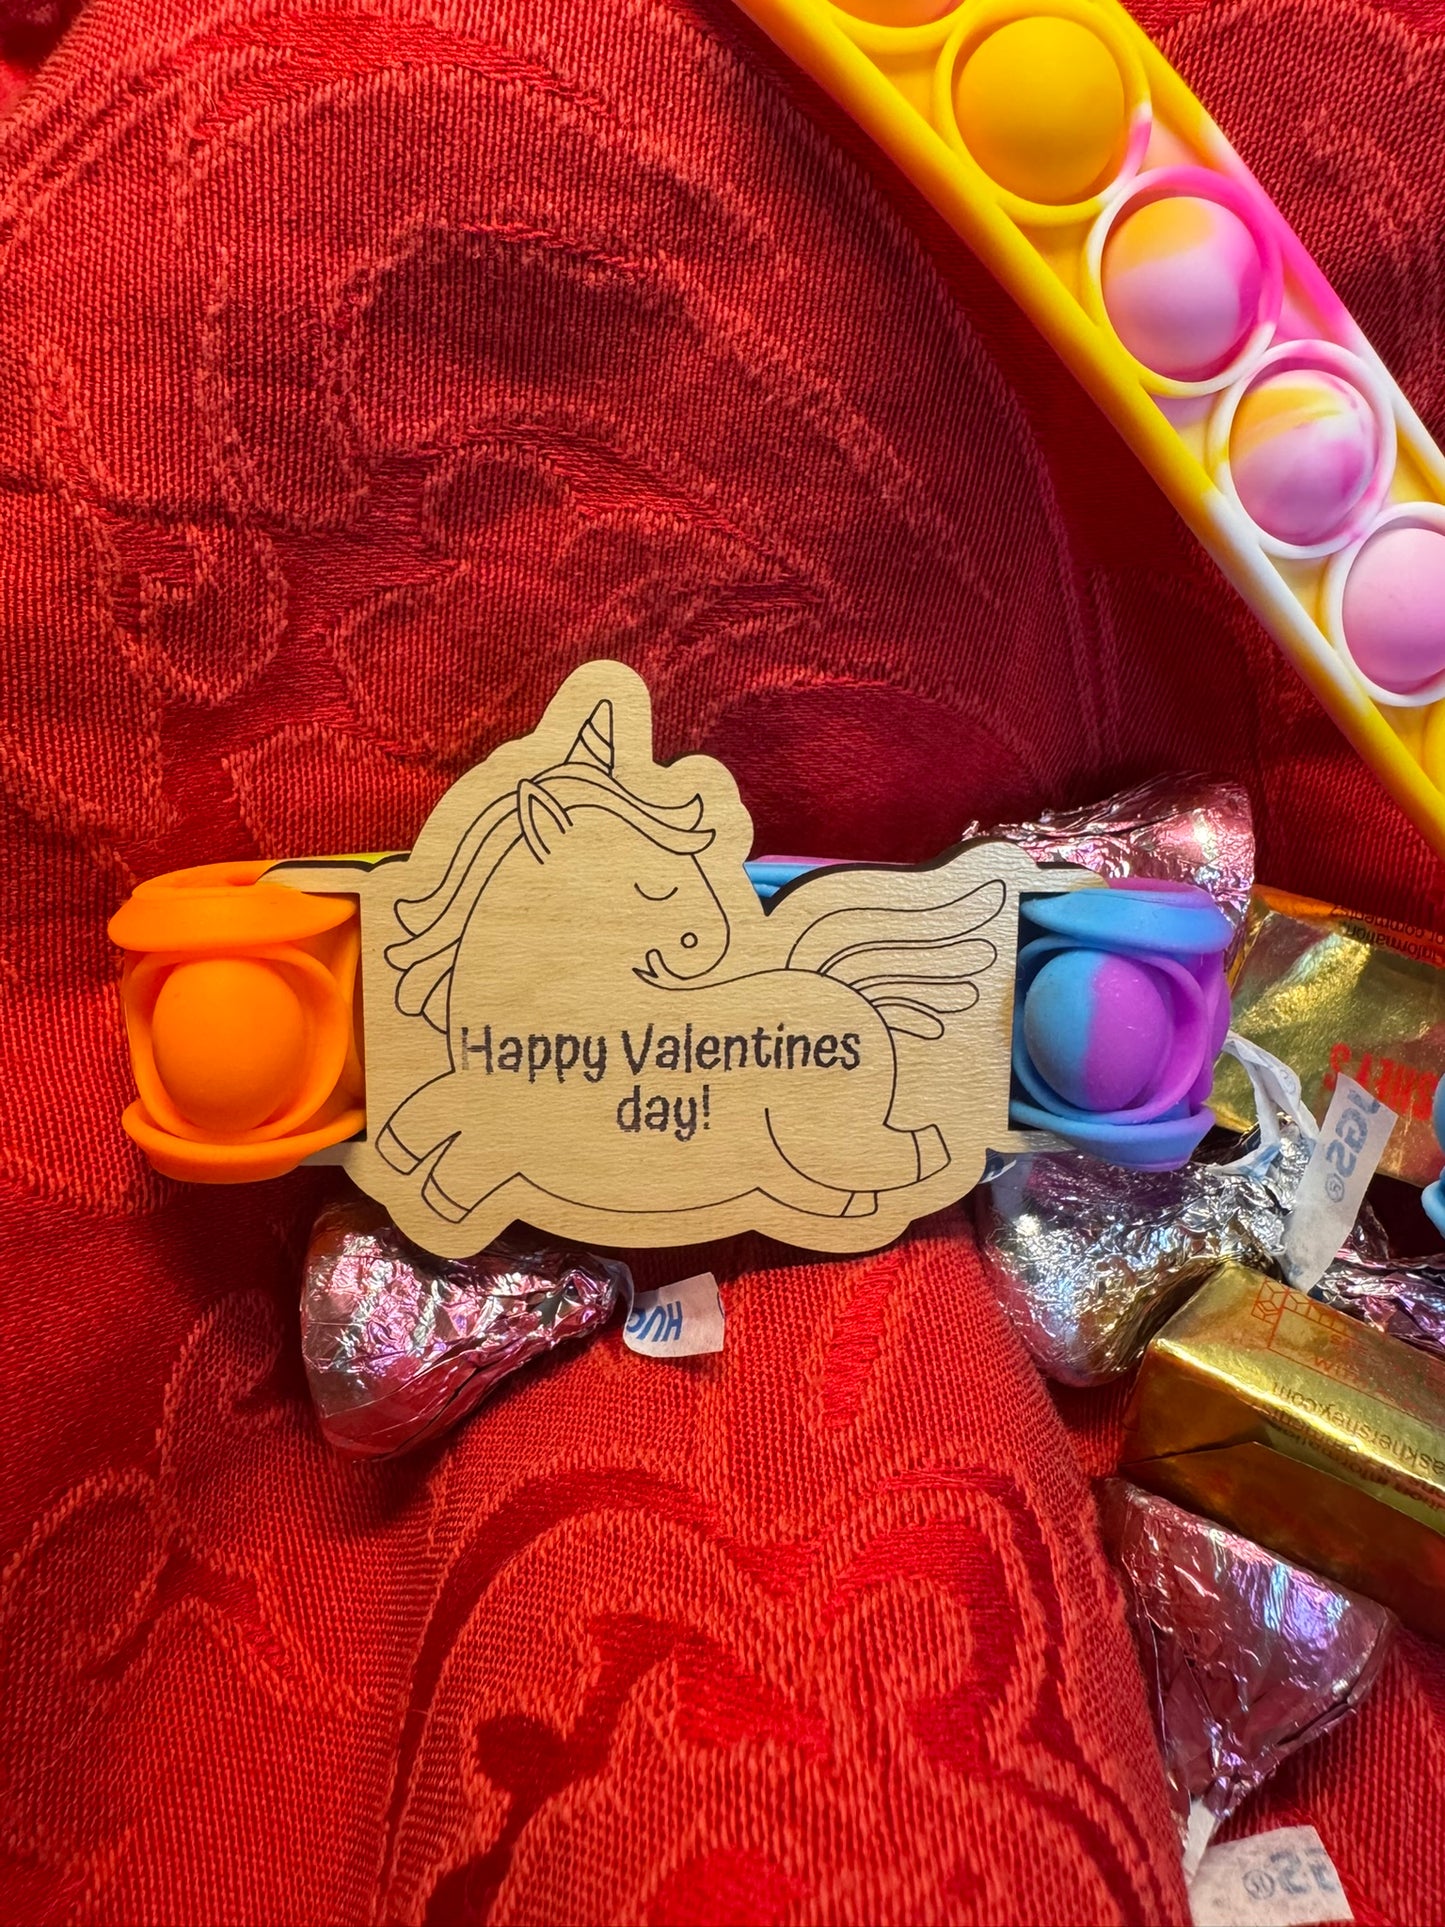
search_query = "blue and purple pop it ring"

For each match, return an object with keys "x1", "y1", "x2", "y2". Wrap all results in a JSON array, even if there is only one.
[{"x1": 759, "y1": 861, "x2": 1232, "y2": 1169}]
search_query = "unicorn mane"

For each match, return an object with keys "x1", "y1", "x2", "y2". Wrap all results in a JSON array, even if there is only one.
[{"x1": 385, "y1": 703, "x2": 715, "y2": 1030}]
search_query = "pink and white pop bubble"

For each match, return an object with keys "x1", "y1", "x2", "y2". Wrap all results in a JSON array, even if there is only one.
[
  {"x1": 1340, "y1": 520, "x2": 1445, "y2": 698},
  {"x1": 1228, "y1": 369, "x2": 1382, "y2": 548},
  {"x1": 1102, "y1": 195, "x2": 1265, "y2": 384}
]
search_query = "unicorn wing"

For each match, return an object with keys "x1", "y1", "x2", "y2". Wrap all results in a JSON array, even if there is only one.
[{"x1": 786, "y1": 878, "x2": 1006, "y2": 1043}]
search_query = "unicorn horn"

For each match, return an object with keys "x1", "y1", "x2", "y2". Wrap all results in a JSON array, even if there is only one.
[{"x1": 567, "y1": 701, "x2": 614, "y2": 772}]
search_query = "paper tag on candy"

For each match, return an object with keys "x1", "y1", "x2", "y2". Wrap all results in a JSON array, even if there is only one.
[
  {"x1": 1283, "y1": 1076, "x2": 1396, "y2": 1292},
  {"x1": 1217, "y1": 1033, "x2": 1318, "y2": 1178},
  {"x1": 1182, "y1": 1801, "x2": 1216, "y2": 1882},
  {"x1": 1189, "y1": 1826, "x2": 1351, "y2": 1927},
  {"x1": 623, "y1": 1274, "x2": 725, "y2": 1358}
]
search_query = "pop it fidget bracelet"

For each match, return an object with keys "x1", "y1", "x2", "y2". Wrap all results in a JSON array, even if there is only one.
[
  {"x1": 107, "y1": 664, "x2": 1232, "y2": 1255},
  {"x1": 111, "y1": 856, "x2": 1226, "y2": 1184},
  {"x1": 731, "y1": 0, "x2": 1445, "y2": 858}
]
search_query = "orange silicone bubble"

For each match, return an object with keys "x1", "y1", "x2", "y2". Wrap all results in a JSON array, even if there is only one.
[
  {"x1": 954, "y1": 16, "x2": 1127, "y2": 207},
  {"x1": 151, "y1": 956, "x2": 308, "y2": 1134}
]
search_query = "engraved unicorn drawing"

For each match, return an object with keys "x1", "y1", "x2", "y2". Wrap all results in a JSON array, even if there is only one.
[{"x1": 373, "y1": 692, "x2": 1005, "y2": 1230}]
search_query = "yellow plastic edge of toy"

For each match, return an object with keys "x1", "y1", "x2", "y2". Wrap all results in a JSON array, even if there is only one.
[{"x1": 733, "y1": 0, "x2": 1445, "y2": 861}]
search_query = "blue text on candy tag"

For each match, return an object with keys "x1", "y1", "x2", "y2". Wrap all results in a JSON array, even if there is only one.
[{"x1": 623, "y1": 1274, "x2": 725, "y2": 1358}]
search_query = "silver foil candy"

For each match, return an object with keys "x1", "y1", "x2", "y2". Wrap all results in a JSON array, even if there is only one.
[
  {"x1": 960, "y1": 772, "x2": 1255, "y2": 946},
  {"x1": 1311, "y1": 1251, "x2": 1445, "y2": 1363},
  {"x1": 301, "y1": 1198, "x2": 629, "y2": 1458},
  {"x1": 979, "y1": 1107, "x2": 1389, "y2": 1386},
  {"x1": 1100, "y1": 1480, "x2": 1393, "y2": 1872}
]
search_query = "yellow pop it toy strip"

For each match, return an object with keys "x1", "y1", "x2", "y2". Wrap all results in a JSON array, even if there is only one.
[{"x1": 732, "y1": 0, "x2": 1445, "y2": 858}]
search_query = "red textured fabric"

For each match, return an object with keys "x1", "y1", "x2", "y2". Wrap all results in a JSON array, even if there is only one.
[{"x1": 3, "y1": 1, "x2": 1445, "y2": 1921}]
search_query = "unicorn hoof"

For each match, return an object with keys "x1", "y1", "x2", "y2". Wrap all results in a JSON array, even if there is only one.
[
  {"x1": 422, "y1": 1170, "x2": 473, "y2": 1223},
  {"x1": 377, "y1": 1123, "x2": 424, "y2": 1175},
  {"x1": 843, "y1": 1191, "x2": 878, "y2": 1217},
  {"x1": 914, "y1": 1125, "x2": 948, "y2": 1182}
]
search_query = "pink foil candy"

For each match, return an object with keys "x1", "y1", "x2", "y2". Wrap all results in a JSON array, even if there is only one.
[
  {"x1": 301, "y1": 1198, "x2": 628, "y2": 1458},
  {"x1": 759, "y1": 774, "x2": 1255, "y2": 933},
  {"x1": 960, "y1": 772, "x2": 1255, "y2": 948},
  {"x1": 1100, "y1": 1481, "x2": 1393, "y2": 1867}
]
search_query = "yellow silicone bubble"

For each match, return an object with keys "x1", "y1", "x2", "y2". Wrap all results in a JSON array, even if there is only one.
[
  {"x1": 151, "y1": 955, "x2": 308, "y2": 1134},
  {"x1": 835, "y1": 0, "x2": 956, "y2": 19},
  {"x1": 955, "y1": 15, "x2": 1127, "y2": 206}
]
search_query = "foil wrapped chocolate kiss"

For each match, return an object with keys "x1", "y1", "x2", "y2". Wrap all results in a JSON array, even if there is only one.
[
  {"x1": 301, "y1": 1199, "x2": 628, "y2": 1458},
  {"x1": 1100, "y1": 1481, "x2": 1393, "y2": 1873},
  {"x1": 760, "y1": 773, "x2": 1255, "y2": 931},
  {"x1": 959, "y1": 772, "x2": 1256, "y2": 946},
  {"x1": 979, "y1": 1044, "x2": 1388, "y2": 1385},
  {"x1": 982, "y1": 1091, "x2": 1445, "y2": 1385},
  {"x1": 1312, "y1": 1248, "x2": 1445, "y2": 1363}
]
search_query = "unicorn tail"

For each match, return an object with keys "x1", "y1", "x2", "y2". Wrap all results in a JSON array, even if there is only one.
[{"x1": 786, "y1": 878, "x2": 1006, "y2": 1041}]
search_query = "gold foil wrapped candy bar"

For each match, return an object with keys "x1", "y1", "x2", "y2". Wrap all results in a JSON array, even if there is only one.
[
  {"x1": 1213, "y1": 886, "x2": 1445, "y2": 1186},
  {"x1": 1122, "y1": 1263, "x2": 1445, "y2": 1640}
]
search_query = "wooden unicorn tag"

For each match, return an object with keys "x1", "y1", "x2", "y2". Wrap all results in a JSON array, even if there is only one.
[{"x1": 273, "y1": 661, "x2": 1095, "y2": 1257}]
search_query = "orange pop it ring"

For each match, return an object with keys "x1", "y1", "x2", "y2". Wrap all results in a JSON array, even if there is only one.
[
  {"x1": 109, "y1": 862, "x2": 365, "y2": 1183},
  {"x1": 733, "y1": 0, "x2": 1445, "y2": 858}
]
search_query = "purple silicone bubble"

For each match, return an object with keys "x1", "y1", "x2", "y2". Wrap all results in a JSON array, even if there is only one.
[
  {"x1": 1084, "y1": 166, "x2": 1283, "y2": 400},
  {"x1": 1014, "y1": 937, "x2": 1209, "y2": 1124},
  {"x1": 1102, "y1": 195, "x2": 1265, "y2": 383},
  {"x1": 1024, "y1": 950, "x2": 1171, "y2": 1113},
  {"x1": 1210, "y1": 340, "x2": 1396, "y2": 560}
]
